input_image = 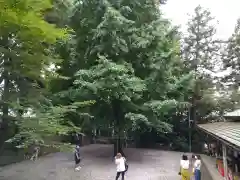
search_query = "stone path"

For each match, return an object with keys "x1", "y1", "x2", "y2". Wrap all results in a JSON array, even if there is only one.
[{"x1": 0, "y1": 144, "x2": 194, "y2": 180}]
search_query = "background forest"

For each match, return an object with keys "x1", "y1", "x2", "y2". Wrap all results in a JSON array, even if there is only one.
[{"x1": 0, "y1": 0, "x2": 239, "y2": 164}]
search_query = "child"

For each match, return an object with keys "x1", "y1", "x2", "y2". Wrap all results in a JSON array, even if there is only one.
[{"x1": 74, "y1": 145, "x2": 81, "y2": 171}]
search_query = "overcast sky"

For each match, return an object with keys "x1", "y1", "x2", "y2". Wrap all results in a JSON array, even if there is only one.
[{"x1": 162, "y1": 0, "x2": 240, "y2": 40}]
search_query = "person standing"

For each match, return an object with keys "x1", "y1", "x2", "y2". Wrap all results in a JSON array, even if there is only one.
[
  {"x1": 115, "y1": 153, "x2": 126, "y2": 180},
  {"x1": 179, "y1": 154, "x2": 190, "y2": 180},
  {"x1": 74, "y1": 145, "x2": 81, "y2": 171},
  {"x1": 193, "y1": 155, "x2": 201, "y2": 180},
  {"x1": 30, "y1": 146, "x2": 40, "y2": 161}
]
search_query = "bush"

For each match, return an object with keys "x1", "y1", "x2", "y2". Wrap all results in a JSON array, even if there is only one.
[{"x1": 172, "y1": 137, "x2": 189, "y2": 151}]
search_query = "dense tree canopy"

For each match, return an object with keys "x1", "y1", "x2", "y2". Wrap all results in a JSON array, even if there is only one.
[
  {"x1": 0, "y1": 0, "x2": 238, "y2": 156},
  {"x1": 0, "y1": 0, "x2": 79, "y2": 149}
]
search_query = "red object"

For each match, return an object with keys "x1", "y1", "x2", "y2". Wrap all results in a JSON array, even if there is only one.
[
  {"x1": 228, "y1": 169, "x2": 233, "y2": 180},
  {"x1": 217, "y1": 161, "x2": 224, "y2": 177}
]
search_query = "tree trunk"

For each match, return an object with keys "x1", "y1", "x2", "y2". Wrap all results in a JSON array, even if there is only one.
[
  {"x1": 0, "y1": 67, "x2": 10, "y2": 148},
  {"x1": 189, "y1": 61, "x2": 198, "y2": 153},
  {"x1": 112, "y1": 100, "x2": 124, "y2": 157},
  {"x1": 0, "y1": 35, "x2": 11, "y2": 143}
]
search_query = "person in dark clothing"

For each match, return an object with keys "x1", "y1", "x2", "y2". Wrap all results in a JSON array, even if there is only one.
[{"x1": 74, "y1": 145, "x2": 81, "y2": 171}]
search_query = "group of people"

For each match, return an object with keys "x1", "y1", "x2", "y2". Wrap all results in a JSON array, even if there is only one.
[
  {"x1": 74, "y1": 145, "x2": 128, "y2": 180},
  {"x1": 180, "y1": 154, "x2": 202, "y2": 180},
  {"x1": 74, "y1": 144, "x2": 201, "y2": 180}
]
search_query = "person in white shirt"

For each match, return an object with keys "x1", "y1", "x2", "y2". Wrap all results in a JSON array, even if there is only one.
[
  {"x1": 115, "y1": 153, "x2": 126, "y2": 180},
  {"x1": 193, "y1": 155, "x2": 201, "y2": 180},
  {"x1": 179, "y1": 154, "x2": 190, "y2": 180}
]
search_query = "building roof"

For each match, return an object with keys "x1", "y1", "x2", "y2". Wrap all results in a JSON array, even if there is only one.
[
  {"x1": 197, "y1": 122, "x2": 240, "y2": 149},
  {"x1": 224, "y1": 109, "x2": 240, "y2": 117}
]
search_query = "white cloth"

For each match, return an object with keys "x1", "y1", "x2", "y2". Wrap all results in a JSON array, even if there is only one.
[
  {"x1": 180, "y1": 159, "x2": 190, "y2": 169},
  {"x1": 115, "y1": 157, "x2": 126, "y2": 172},
  {"x1": 194, "y1": 159, "x2": 201, "y2": 170}
]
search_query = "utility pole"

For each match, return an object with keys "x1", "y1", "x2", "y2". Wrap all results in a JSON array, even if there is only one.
[{"x1": 188, "y1": 107, "x2": 192, "y2": 153}]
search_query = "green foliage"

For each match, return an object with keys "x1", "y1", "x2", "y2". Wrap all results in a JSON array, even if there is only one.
[
  {"x1": 65, "y1": 0, "x2": 194, "y2": 141},
  {"x1": 0, "y1": 0, "x2": 67, "y2": 48},
  {"x1": 182, "y1": 5, "x2": 221, "y2": 121},
  {"x1": 125, "y1": 113, "x2": 149, "y2": 131},
  {"x1": 7, "y1": 99, "x2": 95, "y2": 148},
  {"x1": 74, "y1": 55, "x2": 146, "y2": 102},
  {"x1": 0, "y1": 0, "x2": 74, "y2": 149},
  {"x1": 223, "y1": 18, "x2": 240, "y2": 87},
  {"x1": 221, "y1": 18, "x2": 240, "y2": 108},
  {"x1": 144, "y1": 100, "x2": 178, "y2": 116},
  {"x1": 1, "y1": 0, "x2": 197, "y2": 152},
  {"x1": 45, "y1": 0, "x2": 74, "y2": 26},
  {"x1": 183, "y1": 5, "x2": 218, "y2": 70},
  {"x1": 0, "y1": 0, "x2": 67, "y2": 97}
]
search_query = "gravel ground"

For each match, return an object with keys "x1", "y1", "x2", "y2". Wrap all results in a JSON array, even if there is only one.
[{"x1": 0, "y1": 144, "x2": 211, "y2": 180}]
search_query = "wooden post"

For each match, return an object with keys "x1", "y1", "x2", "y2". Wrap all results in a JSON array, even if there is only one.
[{"x1": 222, "y1": 144, "x2": 228, "y2": 180}]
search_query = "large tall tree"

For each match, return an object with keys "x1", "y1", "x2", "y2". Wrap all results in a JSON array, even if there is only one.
[
  {"x1": 182, "y1": 5, "x2": 219, "y2": 122},
  {"x1": 182, "y1": 5, "x2": 222, "y2": 152},
  {"x1": 221, "y1": 18, "x2": 240, "y2": 109},
  {"x1": 59, "y1": 0, "x2": 194, "y2": 154}
]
